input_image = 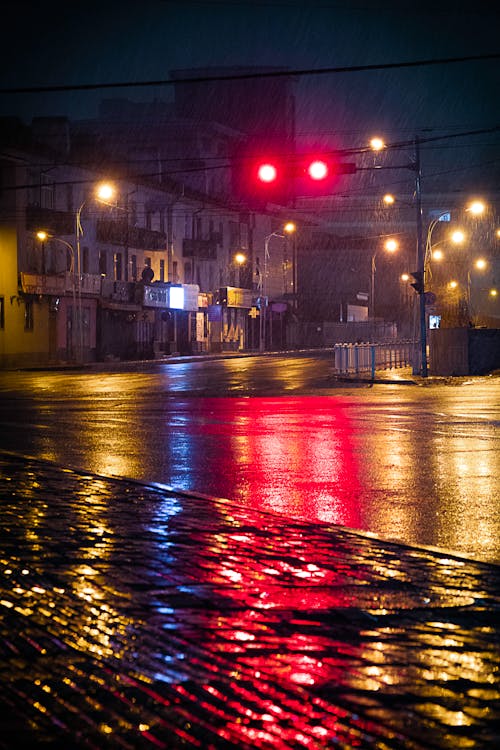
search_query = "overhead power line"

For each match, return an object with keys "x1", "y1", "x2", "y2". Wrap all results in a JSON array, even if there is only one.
[{"x1": 2, "y1": 53, "x2": 500, "y2": 95}]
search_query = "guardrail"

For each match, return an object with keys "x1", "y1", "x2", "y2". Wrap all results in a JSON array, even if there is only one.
[{"x1": 333, "y1": 341, "x2": 417, "y2": 378}]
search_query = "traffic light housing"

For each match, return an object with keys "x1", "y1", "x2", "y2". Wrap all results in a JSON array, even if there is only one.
[
  {"x1": 410, "y1": 271, "x2": 424, "y2": 293},
  {"x1": 233, "y1": 151, "x2": 357, "y2": 206},
  {"x1": 294, "y1": 155, "x2": 356, "y2": 198}
]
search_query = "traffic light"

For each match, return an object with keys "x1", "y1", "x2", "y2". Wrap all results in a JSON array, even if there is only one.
[
  {"x1": 410, "y1": 271, "x2": 424, "y2": 293},
  {"x1": 292, "y1": 155, "x2": 355, "y2": 197},
  {"x1": 233, "y1": 151, "x2": 357, "y2": 206},
  {"x1": 242, "y1": 155, "x2": 292, "y2": 206}
]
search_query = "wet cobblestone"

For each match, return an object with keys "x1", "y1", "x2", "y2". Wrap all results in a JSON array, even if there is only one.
[{"x1": 0, "y1": 452, "x2": 499, "y2": 749}]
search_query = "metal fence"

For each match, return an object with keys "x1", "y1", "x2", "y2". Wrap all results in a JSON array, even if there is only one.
[{"x1": 333, "y1": 341, "x2": 417, "y2": 378}]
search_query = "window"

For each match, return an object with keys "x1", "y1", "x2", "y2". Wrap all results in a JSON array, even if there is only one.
[
  {"x1": 82, "y1": 246, "x2": 89, "y2": 274},
  {"x1": 184, "y1": 261, "x2": 192, "y2": 283},
  {"x1": 159, "y1": 259, "x2": 165, "y2": 282},
  {"x1": 24, "y1": 300, "x2": 34, "y2": 331},
  {"x1": 114, "y1": 252, "x2": 123, "y2": 281},
  {"x1": 99, "y1": 250, "x2": 107, "y2": 277},
  {"x1": 41, "y1": 174, "x2": 54, "y2": 209},
  {"x1": 131, "y1": 254, "x2": 137, "y2": 281},
  {"x1": 144, "y1": 256, "x2": 151, "y2": 268},
  {"x1": 146, "y1": 209, "x2": 152, "y2": 230},
  {"x1": 66, "y1": 183, "x2": 74, "y2": 212},
  {"x1": 172, "y1": 261, "x2": 178, "y2": 283},
  {"x1": 0, "y1": 297, "x2": 4, "y2": 329},
  {"x1": 129, "y1": 200, "x2": 137, "y2": 225}
]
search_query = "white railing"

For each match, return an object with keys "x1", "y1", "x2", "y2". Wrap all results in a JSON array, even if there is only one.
[{"x1": 333, "y1": 341, "x2": 417, "y2": 377}]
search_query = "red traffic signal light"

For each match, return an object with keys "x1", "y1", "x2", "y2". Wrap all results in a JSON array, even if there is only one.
[
  {"x1": 257, "y1": 162, "x2": 279, "y2": 183},
  {"x1": 233, "y1": 151, "x2": 357, "y2": 207},
  {"x1": 306, "y1": 159, "x2": 329, "y2": 181},
  {"x1": 295, "y1": 155, "x2": 356, "y2": 196}
]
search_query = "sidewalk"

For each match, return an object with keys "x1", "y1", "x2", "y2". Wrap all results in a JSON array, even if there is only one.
[{"x1": 1, "y1": 452, "x2": 499, "y2": 749}]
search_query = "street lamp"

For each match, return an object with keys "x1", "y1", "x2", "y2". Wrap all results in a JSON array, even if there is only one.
[
  {"x1": 370, "y1": 238, "x2": 399, "y2": 318},
  {"x1": 36, "y1": 231, "x2": 79, "y2": 361},
  {"x1": 260, "y1": 222, "x2": 296, "y2": 352},
  {"x1": 75, "y1": 181, "x2": 116, "y2": 361},
  {"x1": 232, "y1": 252, "x2": 247, "y2": 286}
]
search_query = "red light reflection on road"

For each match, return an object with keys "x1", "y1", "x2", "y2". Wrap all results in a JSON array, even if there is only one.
[{"x1": 181, "y1": 396, "x2": 363, "y2": 528}]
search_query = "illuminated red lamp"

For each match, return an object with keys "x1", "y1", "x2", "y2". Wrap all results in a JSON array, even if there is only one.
[
  {"x1": 257, "y1": 162, "x2": 279, "y2": 183},
  {"x1": 307, "y1": 159, "x2": 329, "y2": 181}
]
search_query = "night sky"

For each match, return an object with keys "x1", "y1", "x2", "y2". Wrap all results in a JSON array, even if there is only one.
[{"x1": 1, "y1": 0, "x2": 499, "y2": 190}]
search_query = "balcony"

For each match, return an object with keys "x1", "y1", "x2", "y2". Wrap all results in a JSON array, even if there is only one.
[
  {"x1": 20, "y1": 272, "x2": 68, "y2": 296},
  {"x1": 101, "y1": 279, "x2": 137, "y2": 303},
  {"x1": 26, "y1": 206, "x2": 74, "y2": 236},
  {"x1": 19, "y1": 272, "x2": 102, "y2": 296},
  {"x1": 182, "y1": 238, "x2": 217, "y2": 259},
  {"x1": 96, "y1": 219, "x2": 166, "y2": 250}
]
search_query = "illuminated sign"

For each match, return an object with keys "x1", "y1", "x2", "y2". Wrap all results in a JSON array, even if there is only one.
[
  {"x1": 143, "y1": 286, "x2": 168, "y2": 307},
  {"x1": 169, "y1": 286, "x2": 185, "y2": 309}
]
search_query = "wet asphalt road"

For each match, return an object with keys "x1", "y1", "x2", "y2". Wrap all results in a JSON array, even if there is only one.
[
  {"x1": 0, "y1": 352, "x2": 499, "y2": 563},
  {"x1": 1, "y1": 453, "x2": 499, "y2": 750}
]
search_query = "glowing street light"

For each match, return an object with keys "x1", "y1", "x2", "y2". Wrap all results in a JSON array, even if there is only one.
[
  {"x1": 466, "y1": 200, "x2": 486, "y2": 216},
  {"x1": 384, "y1": 238, "x2": 399, "y2": 253},
  {"x1": 451, "y1": 229, "x2": 465, "y2": 244},
  {"x1": 370, "y1": 137, "x2": 385, "y2": 151},
  {"x1": 260, "y1": 222, "x2": 296, "y2": 352},
  {"x1": 371, "y1": 237, "x2": 399, "y2": 317},
  {"x1": 35, "y1": 230, "x2": 79, "y2": 360},
  {"x1": 75, "y1": 181, "x2": 116, "y2": 361}
]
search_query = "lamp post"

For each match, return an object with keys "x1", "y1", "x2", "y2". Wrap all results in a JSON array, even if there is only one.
[
  {"x1": 370, "y1": 238, "x2": 399, "y2": 318},
  {"x1": 36, "y1": 231, "x2": 79, "y2": 361},
  {"x1": 260, "y1": 222, "x2": 295, "y2": 352},
  {"x1": 233, "y1": 252, "x2": 247, "y2": 287},
  {"x1": 75, "y1": 182, "x2": 116, "y2": 361}
]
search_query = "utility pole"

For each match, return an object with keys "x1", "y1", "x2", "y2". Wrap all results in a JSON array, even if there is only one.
[{"x1": 414, "y1": 136, "x2": 428, "y2": 377}]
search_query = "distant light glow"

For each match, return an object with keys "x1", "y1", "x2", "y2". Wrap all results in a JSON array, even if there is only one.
[
  {"x1": 401, "y1": 273, "x2": 409, "y2": 282},
  {"x1": 384, "y1": 238, "x2": 398, "y2": 253},
  {"x1": 451, "y1": 230, "x2": 465, "y2": 244},
  {"x1": 370, "y1": 137, "x2": 385, "y2": 151},
  {"x1": 96, "y1": 182, "x2": 115, "y2": 202},
  {"x1": 474, "y1": 258, "x2": 487, "y2": 270},
  {"x1": 36, "y1": 231, "x2": 48, "y2": 241},
  {"x1": 449, "y1": 280, "x2": 458, "y2": 289},
  {"x1": 467, "y1": 200, "x2": 486, "y2": 215},
  {"x1": 432, "y1": 249, "x2": 444, "y2": 261},
  {"x1": 284, "y1": 222, "x2": 296, "y2": 234},
  {"x1": 234, "y1": 252, "x2": 246, "y2": 265},
  {"x1": 170, "y1": 287, "x2": 185, "y2": 309},
  {"x1": 383, "y1": 194, "x2": 395, "y2": 205},
  {"x1": 489, "y1": 288, "x2": 498, "y2": 297}
]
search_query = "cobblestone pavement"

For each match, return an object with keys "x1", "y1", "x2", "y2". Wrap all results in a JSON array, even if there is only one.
[{"x1": 1, "y1": 452, "x2": 499, "y2": 749}]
